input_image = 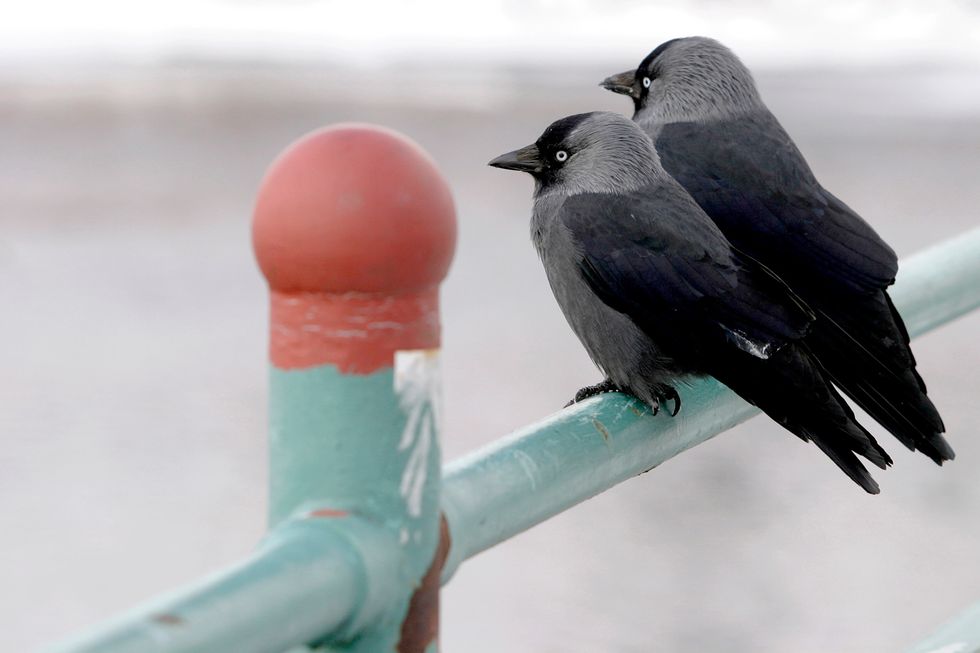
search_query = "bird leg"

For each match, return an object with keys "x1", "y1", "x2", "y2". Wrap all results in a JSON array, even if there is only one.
[{"x1": 564, "y1": 378, "x2": 625, "y2": 407}]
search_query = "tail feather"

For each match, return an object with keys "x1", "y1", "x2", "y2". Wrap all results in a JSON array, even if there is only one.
[
  {"x1": 710, "y1": 341, "x2": 891, "y2": 494},
  {"x1": 810, "y1": 437, "x2": 880, "y2": 494},
  {"x1": 808, "y1": 289, "x2": 953, "y2": 464}
]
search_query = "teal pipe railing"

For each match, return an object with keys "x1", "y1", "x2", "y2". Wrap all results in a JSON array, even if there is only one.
[
  {"x1": 42, "y1": 120, "x2": 980, "y2": 653},
  {"x1": 440, "y1": 225, "x2": 980, "y2": 583}
]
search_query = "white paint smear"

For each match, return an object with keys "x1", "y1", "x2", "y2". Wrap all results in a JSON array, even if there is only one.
[{"x1": 394, "y1": 349, "x2": 441, "y2": 519}]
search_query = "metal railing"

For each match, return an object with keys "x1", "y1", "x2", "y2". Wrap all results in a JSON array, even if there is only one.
[{"x1": 44, "y1": 124, "x2": 980, "y2": 653}]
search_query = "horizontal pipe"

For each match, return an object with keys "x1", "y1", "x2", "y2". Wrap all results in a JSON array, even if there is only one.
[
  {"x1": 889, "y1": 227, "x2": 980, "y2": 338},
  {"x1": 440, "y1": 227, "x2": 980, "y2": 581},
  {"x1": 44, "y1": 518, "x2": 400, "y2": 653}
]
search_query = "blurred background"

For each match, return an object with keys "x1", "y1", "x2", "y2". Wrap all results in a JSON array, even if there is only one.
[{"x1": 2, "y1": 1, "x2": 979, "y2": 651}]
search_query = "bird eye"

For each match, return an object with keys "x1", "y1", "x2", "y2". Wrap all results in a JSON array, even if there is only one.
[
  {"x1": 642, "y1": 77, "x2": 651, "y2": 88},
  {"x1": 555, "y1": 150, "x2": 568, "y2": 162}
]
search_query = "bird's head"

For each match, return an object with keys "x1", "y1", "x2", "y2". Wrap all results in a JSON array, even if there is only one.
[
  {"x1": 601, "y1": 36, "x2": 761, "y2": 123},
  {"x1": 488, "y1": 112, "x2": 660, "y2": 195}
]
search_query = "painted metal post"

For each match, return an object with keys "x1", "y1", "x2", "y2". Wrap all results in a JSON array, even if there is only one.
[{"x1": 253, "y1": 124, "x2": 456, "y2": 651}]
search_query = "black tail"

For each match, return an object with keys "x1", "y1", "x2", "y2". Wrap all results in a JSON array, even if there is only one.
[
  {"x1": 808, "y1": 289, "x2": 953, "y2": 464},
  {"x1": 711, "y1": 342, "x2": 892, "y2": 494}
]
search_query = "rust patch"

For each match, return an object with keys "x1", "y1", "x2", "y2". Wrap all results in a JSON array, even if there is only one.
[
  {"x1": 398, "y1": 515, "x2": 451, "y2": 653},
  {"x1": 309, "y1": 508, "x2": 349, "y2": 518},
  {"x1": 151, "y1": 613, "x2": 184, "y2": 626},
  {"x1": 628, "y1": 404, "x2": 643, "y2": 417},
  {"x1": 591, "y1": 418, "x2": 611, "y2": 442}
]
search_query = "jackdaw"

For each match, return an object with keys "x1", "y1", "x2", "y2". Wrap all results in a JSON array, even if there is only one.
[
  {"x1": 601, "y1": 37, "x2": 952, "y2": 466},
  {"x1": 489, "y1": 111, "x2": 893, "y2": 493}
]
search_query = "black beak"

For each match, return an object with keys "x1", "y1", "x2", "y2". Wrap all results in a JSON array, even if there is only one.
[
  {"x1": 600, "y1": 70, "x2": 638, "y2": 99},
  {"x1": 488, "y1": 143, "x2": 542, "y2": 174}
]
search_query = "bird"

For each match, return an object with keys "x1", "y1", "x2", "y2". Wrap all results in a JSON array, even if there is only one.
[
  {"x1": 489, "y1": 110, "x2": 896, "y2": 493},
  {"x1": 600, "y1": 36, "x2": 953, "y2": 467}
]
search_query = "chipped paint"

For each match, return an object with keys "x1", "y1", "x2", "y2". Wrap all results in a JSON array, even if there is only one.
[
  {"x1": 368, "y1": 321, "x2": 407, "y2": 330},
  {"x1": 397, "y1": 517, "x2": 450, "y2": 653},
  {"x1": 309, "y1": 508, "x2": 349, "y2": 518},
  {"x1": 268, "y1": 289, "x2": 440, "y2": 373},
  {"x1": 591, "y1": 418, "x2": 611, "y2": 442},
  {"x1": 150, "y1": 614, "x2": 183, "y2": 626},
  {"x1": 512, "y1": 450, "x2": 539, "y2": 490},
  {"x1": 395, "y1": 349, "x2": 441, "y2": 518}
]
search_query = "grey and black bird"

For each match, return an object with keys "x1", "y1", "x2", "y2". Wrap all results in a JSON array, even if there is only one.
[
  {"x1": 489, "y1": 111, "x2": 893, "y2": 493},
  {"x1": 601, "y1": 36, "x2": 952, "y2": 467}
]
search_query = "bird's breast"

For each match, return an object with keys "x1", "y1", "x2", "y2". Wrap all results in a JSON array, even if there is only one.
[{"x1": 531, "y1": 215, "x2": 676, "y2": 396}]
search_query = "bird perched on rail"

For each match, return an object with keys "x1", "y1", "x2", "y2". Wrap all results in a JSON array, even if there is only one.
[
  {"x1": 600, "y1": 36, "x2": 952, "y2": 468},
  {"x1": 489, "y1": 111, "x2": 894, "y2": 493}
]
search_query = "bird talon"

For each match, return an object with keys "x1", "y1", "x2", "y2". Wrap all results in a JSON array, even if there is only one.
[
  {"x1": 565, "y1": 378, "x2": 621, "y2": 407},
  {"x1": 665, "y1": 386, "x2": 681, "y2": 416},
  {"x1": 649, "y1": 385, "x2": 680, "y2": 416}
]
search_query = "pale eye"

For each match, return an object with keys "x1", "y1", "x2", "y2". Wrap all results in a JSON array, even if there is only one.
[
  {"x1": 642, "y1": 77, "x2": 651, "y2": 88},
  {"x1": 555, "y1": 150, "x2": 568, "y2": 162}
]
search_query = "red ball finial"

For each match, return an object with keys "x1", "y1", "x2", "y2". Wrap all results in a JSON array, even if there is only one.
[
  {"x1": 253, "y1": 124, "x2": 456, "y2": 294},
  {"x1": 252, "y1": 125, "x2": 457, "y2": 373}
]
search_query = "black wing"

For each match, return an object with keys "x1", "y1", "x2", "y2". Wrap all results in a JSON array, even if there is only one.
[
  {"x1": 656, "y1": 112, "x2": 951, "y2": 464},
  {"x1": 656, "y1": 112, "x2": 898, "y2": 295},
  {"x1": 560, "y1": 187, "x2": 812, "y2": 362}
]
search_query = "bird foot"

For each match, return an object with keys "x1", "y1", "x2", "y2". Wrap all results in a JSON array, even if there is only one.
[
  {"x1": 564, "y1": 378, "x2": 624, "y2": 408},
  {"x1": 650, "y1": 385, "x2": 681, "y2": 417}
]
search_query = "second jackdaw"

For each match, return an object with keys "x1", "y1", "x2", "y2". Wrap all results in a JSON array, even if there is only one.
[
  {"x1": 601, "y1": 36, "x2": 952, "y2": 465},
  {"x1": 490, "y1": 111, "x2": 892, "y2": 493}
]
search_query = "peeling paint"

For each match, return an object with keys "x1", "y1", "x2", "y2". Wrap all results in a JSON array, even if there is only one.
[
  {"x1": 150, "y1": 614, "x2": 184, "y2": 626},
  {"x1": 614, "y1": 402, "x2": 631, "y2": 422},
  {"x1": 397, "y1": 516, "x2": 450, "y2": 653},
  {"x1": 368, "y1": 321, "x2": 406, "y2": 330},
  {"x1": 512, "y1": 450, "x2": 539, "y2": 490},
  {"x1": 268, "y1": 289, "x2": 440, "y2": 372},
  {"x1": 395, "y1": 349, "x2": 441, "y2": 518},
  {"x1": 309, "y1": 508, "x2": 349, "y2": 518},
  {"x1": 592, "y1": 418, "x2": 611, "y2": 442}
]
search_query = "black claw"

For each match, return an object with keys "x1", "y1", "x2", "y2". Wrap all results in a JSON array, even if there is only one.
[
  {"x1": 649, "y1": 385, "x2": 680, "y2": 417},
  {"x1": 665, "y1": 386, "x2": 681, "y2": 416}
]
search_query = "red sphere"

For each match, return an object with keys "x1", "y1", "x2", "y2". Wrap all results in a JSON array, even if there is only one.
[{"x1": 252, "y1": 124, "x2": 457, "y2": 294}]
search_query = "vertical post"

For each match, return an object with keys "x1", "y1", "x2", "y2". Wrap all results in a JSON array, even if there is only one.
[{"x1": 252, "y1": 124, "x2": 456, "y2": 652}]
